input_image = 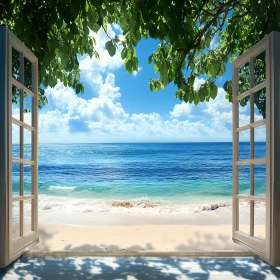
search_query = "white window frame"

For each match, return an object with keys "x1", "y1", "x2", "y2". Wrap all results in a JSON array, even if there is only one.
[
  {"x1": 0, "y1": 26, "x2": 39, "y2": 268},
  {"x1": 232, "y1": 31, "x2": 280, "y2": 266}
]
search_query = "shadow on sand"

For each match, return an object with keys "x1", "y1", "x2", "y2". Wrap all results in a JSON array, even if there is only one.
[{"x1": 33, "y1": 227, "x2": 244, "y2": 252}]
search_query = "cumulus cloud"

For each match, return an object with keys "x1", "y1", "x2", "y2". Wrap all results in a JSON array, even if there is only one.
[
  {"x1": 35, "y1": 70, "x2": 226, "y2": 142},
  {"x1": 168, "y1": 77, "x2": 265, "y2": 141},
  {"x1": 170, "y1": 103, "x2": 193, "y2": 118},
  {"x1": 10, "y1": 25, "x2": 265, "y2": 143},
  {"x1": 34, "y1": 69, "x2": 263, "y2": 142}
]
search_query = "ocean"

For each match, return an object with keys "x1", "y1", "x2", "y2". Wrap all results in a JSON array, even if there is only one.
[{"x1": 12, "y1": 142, "x2": 266, "y2": 215}]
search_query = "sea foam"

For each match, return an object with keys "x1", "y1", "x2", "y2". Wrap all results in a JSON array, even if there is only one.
[
  {"x1": 49, "y1": 186, "x2": 77, "y2": 191},
  {"x1": 37, "y1": 195, "x2": 245, "y2": 216}
]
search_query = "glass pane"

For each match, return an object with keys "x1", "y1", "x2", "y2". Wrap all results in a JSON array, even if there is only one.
[
  {"x1": 238, "y1": 199, "x2": 250, "y2": 235},
  {"x1": 254, "y1": 51, "x2": 266, "y2": 86},
  {"x1": 254, "y1": 88, "x2": 266, "y2": 121},
  {"x1": 239, "y1": 97, "x2": 250, "y2": 127},
  {"x1": 238, "y1": 130, "x2": 250, "y2": 160},
  {"x1": 254, "y1": 164, "x2": 266, "y2": 197},
  {"x1": 24, "y1": 200, "x2": 33, "y2": 235},
  {"x1": 238, "y1": 165, "x2": 250, "y2": 195},
  {"x1": 12, "y1": 47, "x2": 20, "y2": 82},
  {"x1": 12, "y1": 201, "x2": 20, "y2": 240},
  {"x1": 254, "y1": 125, "x2": 266, "y2": 158},
  {"x1": 24, "y1": 57, "x2": 33, "y2": 91},
  {"x1": 254, "y1": 200, "x2": 266, "y2": 240},
  {"x1": 24, "y1": 129, "x2": 32, "y2": 160},
  {"x1": 12, "y1": 123, "x2": 20, "y2": 158},
  {"x1": 12, "y1": 85, "x2": 20, "y2": 120},
  {"x1": 238, "y1": 61, "x2": 250, "y2": 95},
  {"x1": 23, "y1": 92, "x2": 33, "y2": 126},
  {"x1": 24, "y1": 165, "x2": 32, "y2": 196},
  {"x1": 12, "y1": 163, "x2": 20, "y2": 196}
]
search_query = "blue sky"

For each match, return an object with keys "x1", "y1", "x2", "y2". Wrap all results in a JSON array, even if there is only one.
[{"x1": 14, "y1": 25, "x2": 265, "y2": 143}]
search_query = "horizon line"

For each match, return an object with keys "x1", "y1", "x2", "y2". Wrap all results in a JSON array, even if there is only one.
[{"x1": 32, "y1": 141, "x2": 266, "y2": 144}]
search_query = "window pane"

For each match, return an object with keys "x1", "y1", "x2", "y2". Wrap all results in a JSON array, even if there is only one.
[
  {"x1": 238, "y1": 61, "x2": 250, "y2": 95},
  {"x1": 23, "y1": 92, "x2": 33, "y2": 126},
  {"x1": 254, "y1": 88, "x2": 266, "y2": 121},
  {"x1": 238, "y1": 129, "x2": 250, "y2": 160},
  {"x1": 12, "y1": 47, "x2": 20, "y2": 82},
  {"x1": 12, "y1": 85, "x2": 20, "y2": 120},
  {"x1": 12, "y1": 163, "x2": 20, "y2": 197},
  {"x1": 239, "y1": 97, "x2": 250, "y2": 127},
  {"x1": 12, "y1": 201, "x2": 20, "y2": 240},
  {"x1": 238, "y1": 199, "x2": 250, "y2": 235},
  {"x1": 254, "y1": 125, "x2": 266, "y2": 158},
  {"x1": 254, "y1": 164, "x2": 266, "y2": 197},
  {"x1": 238, "y1": 165, "x2": 250, "y2": 195},
  {"x1": 24, "y1": 165, "x2": 32, "y2": 196},
  {"x1": 24, "y1": 129, "x2": 32, "y2": 160},
  {"x1": 254, "y1": 51, "x2": 266, "y2": 86},
  {"x1": 254, "y1": 200, "x2": 266, "y2": 240},
  {"x1": 12, "y1": 123, "x2": 20, "y2": 158},
  {"x1": 24, "y1": 200, "x2": 33, "y2": 235},
  {"x1": 24, "y1": 57, "x2": 33, "y2": 91}
]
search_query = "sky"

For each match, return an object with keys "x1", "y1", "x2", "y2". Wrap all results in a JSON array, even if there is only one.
[{"x1": 14, "y1": 25, "x2": 265, "y2": 143}]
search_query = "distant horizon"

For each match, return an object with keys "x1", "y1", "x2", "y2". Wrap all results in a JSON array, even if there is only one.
[{"x1": 12, "y1": 141, "x2": 266, "y2": 145}]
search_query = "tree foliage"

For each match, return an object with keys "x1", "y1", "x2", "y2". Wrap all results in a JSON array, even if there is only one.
[{"x1": 1, "y1": 0, "x2": 279, "y2": 115}]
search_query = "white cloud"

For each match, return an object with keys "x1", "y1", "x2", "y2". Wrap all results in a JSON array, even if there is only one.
[
  {"x1": 9, "y1": 25, "x2": 262, "y2": 143},
  {"x1": 194, "y1": 77, "x2": 206, "y2": 90},
  {"x1": 36, "y1": 70, "x2": 225, "y2": 142},
  {"x1": 170, "y1": 103, "x2": 192, "y2": 118},
  {"x1": 36, "y1": 71, "x2": 242, "y2": 142}
]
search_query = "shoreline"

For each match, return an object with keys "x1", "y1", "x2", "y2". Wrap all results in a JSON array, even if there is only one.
[
  {"x1": 31, "y1": 200, "x2": 265, "y2": 253},
  {"x1": 37, "y1": 194, "x2": 235, "y2": 218}
]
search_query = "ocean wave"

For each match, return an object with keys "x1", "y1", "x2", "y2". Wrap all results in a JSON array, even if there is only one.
[
  {"x1": 49, "y1": 186, "x2": 77, "y2": 191},
  {"x1": 37, "y1": 195, "x2": 263, "y2": 216}
]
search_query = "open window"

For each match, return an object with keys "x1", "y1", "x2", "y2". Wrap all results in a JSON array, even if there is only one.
[
  {"x1": 232, "y1": 31, "x2": 280, "y2": 265},
  {"x1": 0, "y1": 26, "x2": 39, "y2": 267}
]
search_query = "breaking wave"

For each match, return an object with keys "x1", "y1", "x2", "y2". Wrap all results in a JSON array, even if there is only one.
[
  {"x1": 36, "y1": 195, "x2": 257, "y2": 216},
  {"x1": 49, "y1": 186, "x2": 77, "y2": 191}
]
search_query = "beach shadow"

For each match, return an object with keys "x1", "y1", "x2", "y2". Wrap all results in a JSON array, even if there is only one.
[
  {"x1": 36, "y1": 227, "x2": 54, "y2": 251},
  {"x1": 62, "y1": 243, "x2": 155, "y2": 252},
  {"x1": 1, "y1": 256, "x2": 280, "y2": 279},
  {"x1": 33, "y1": 226, "x2": 242, "y2": 253},
  {"x1": 174, "y1": 231, "x2": 245, "y2": 251}
]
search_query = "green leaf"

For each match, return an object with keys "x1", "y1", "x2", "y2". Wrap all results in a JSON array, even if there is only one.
[
  {"x1": 208, "y1": 60, "x2": 220, "y2": 77},
  {"x1": 148, "y1": 54, "x2": 153, "y2": 64},
  {"x1": 194, "y1": 92, "x2": 199, "y2": 105},
  {"x1": 176, "y1": 89, "x2": 184, "y2": 100},
  {"x1": 124, "y1": 59, "x2": 133, "y2": 73},
  {"x1": 154, "y1": 64, "x2": 159, "y2": 73},
  {"x1": 209, "y1": 82, "x2": 218, "y2": 99},
  {"x1": 91, "y1": 23, "x2": 100, "y2": 33},
  {"x1": 121, "y1": 48, "x2": 128, "y2": 60},
  {"x1": 105, "y1": 40, "x2": 116, "y2": 56}
]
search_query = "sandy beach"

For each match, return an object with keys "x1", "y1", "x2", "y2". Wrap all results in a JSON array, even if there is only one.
[{"x1": 29, "y1": 203, "x2": 265, "y2": 253}]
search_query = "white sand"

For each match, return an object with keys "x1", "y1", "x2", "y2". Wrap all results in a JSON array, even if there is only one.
[{"x1": 29, "y1": 204, "x2": 265, "y2": 253}]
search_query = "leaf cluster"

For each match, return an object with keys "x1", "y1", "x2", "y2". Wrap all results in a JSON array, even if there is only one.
[{"x1": 1, "y1": 0, "x2": 280, "y2": 116}]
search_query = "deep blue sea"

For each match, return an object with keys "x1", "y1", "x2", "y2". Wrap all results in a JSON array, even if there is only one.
[{"x1": 12, "y1": 142, "x2": 266, "y2": 209}]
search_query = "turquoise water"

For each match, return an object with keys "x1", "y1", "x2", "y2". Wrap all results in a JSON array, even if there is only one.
[{"x1": 12, "y1": 142, "x2": 266, "y2": 207}]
